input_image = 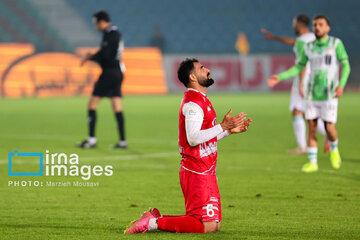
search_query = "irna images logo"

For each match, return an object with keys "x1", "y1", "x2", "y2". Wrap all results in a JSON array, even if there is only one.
[
  {"x1": 8, "y1": 150, "x2": 113, "y2": 180},
  {"x1": 8, "y1": 150, "x2": 43, "y2": 176}
]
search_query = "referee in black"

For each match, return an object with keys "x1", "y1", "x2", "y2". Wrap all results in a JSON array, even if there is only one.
[{"x1": 78, "y1": 10, "x2": 127, "y2": 149}]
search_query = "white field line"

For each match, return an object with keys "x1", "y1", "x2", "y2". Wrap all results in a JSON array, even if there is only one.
[
  {"x1": 0, "y1": 134, "x2": 177, "y2": 145},
  {"x1": 1, "y1": 157, "x2": 340, "y2": 173},
  {"x1": 226, "y1": 166, "x2": 337, "y2": 174},
  {"x1": 81, "y1": 152, "x2": 178, "y2": 161}
]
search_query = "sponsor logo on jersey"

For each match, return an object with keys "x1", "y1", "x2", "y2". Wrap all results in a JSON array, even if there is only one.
[
  {"x1": 212, "y1": 118, "x2": 217, "y2": 126},
  {"x1": 199, "y1": 142, "x2": 218, "y2": 158},
  {"x1": 189, "y1": 109, "x2": 196, "y2": 115}
]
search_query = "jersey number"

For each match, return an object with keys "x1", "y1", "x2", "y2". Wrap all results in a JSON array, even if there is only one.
[
  {"x1": 324, "y1": 55, "x2": 332, "y2": 65},
  {"x1": 206, "y1": 204, "x2": 215, "y2": 217}
]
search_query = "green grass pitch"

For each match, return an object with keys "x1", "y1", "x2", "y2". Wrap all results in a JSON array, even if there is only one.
[{"x1": 0, "y1": 93, "x2": 359, "y2": 240}]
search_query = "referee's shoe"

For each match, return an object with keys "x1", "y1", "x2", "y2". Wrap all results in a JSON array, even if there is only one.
[
  {"x1": 113, "y1": 140, "x2": 128, "y2": 149},
  {"x1": 77, "y1": 138, "x2": 97, "y2": 149}
]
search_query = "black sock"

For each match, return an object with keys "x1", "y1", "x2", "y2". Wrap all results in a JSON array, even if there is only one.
[
  {"x1": 88, "y1": 110, "x2": 96, "y2": 137},
  {"x1": 115, "y1": 111, "x2": 125, "y2": 141}
]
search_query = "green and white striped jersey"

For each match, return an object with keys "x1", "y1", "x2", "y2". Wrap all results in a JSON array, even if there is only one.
[{"x1": 298, "y1": 36, "x2": 349, "y2": 101}]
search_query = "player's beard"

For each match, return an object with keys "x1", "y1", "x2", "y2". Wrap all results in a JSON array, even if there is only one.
[
  {"x1": 314, "y1": 29, "x2": 326, "y2": 39},
  {"x1": 315, "y1": 32, "x2": 324, "y2": 39},
  {"x1": 199, "y1": 77, "x2": 214, "y2": 87},
  {"x1": 198, "y1": 72, "x2": 215, "y2": 87},
  {"x1": 294, "y1": 28, "x2": 300, "y2": 36}
]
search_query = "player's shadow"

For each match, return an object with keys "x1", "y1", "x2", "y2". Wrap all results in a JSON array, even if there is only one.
[
  {"x1": 344, "y1": 157, "x2": 360, "y2": 163},
  {"x1": 335, "y1": 172, "x2": 360, "y2": 182}
]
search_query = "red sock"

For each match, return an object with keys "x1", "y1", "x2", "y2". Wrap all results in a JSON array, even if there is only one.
[
  {"x1": 161, "y1": 215, "x2": 184, "y2": 218},
  {"x1": 157, "y1": 215, "x2": 205, "y2": 233}
]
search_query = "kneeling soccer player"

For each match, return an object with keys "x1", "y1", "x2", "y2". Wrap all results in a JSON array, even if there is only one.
[{"x1": 125, "y1": 58, "x2": 252, "y2": 234}]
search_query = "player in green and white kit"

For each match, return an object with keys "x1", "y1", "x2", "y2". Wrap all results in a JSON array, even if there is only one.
[
  {"x1": 267, "y1": 15, "x2": 351, "y2": 173},
  {"x1": 262, "y1": 14, "x2": 328, "y2": 155}
]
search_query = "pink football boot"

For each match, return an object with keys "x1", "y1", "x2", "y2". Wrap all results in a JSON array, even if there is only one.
[{"x1": 124, "y1": 212, "x2": 154, "y2": 234}]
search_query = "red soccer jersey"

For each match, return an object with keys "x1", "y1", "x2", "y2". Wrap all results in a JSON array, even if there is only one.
[{"x1": 179, "y1": 89, "x2": 218, "y2": 175}]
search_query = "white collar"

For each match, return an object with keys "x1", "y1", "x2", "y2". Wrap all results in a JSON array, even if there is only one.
[
  {"x1": 187, "y1": 88, "x2": 206, "y2": 96},
  {"x1": 106, "y1": 25, "x2": 118, "y2": 32}
]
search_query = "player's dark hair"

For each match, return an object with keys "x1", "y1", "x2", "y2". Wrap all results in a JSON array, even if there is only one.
[
  {"x1": 177, "y1": 58, "x2": 198, "y2": 87},
  {"x1": 93, "y1": 10, "x2": 111, "y2": 22},
  {"x1": 313, "y1": 15, "x2": 330, "y2": 26},
  {"x1": 296, "y1": 14, "x2": 310, "y2": 27}
]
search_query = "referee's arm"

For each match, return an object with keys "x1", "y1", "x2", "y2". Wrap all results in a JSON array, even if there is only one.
[{"x1": 90, "y1": 32, "x2": 120, "y2": 65}]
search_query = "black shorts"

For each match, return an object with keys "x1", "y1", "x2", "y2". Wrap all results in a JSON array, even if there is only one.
[{"x1": 92, "y1": 69, "x2": 123, "y2": 97}]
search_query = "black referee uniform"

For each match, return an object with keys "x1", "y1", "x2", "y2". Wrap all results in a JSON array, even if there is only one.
[
  {"x1": 91, "y1": 25, "x2": 124, "y2": 97},
  {"x1": 78, "y1": 21, "x2": 127, "y2": 149}
]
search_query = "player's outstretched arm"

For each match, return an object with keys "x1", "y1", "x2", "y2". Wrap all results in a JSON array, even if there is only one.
[
  {"x1": 261, "y1": 29, "x2": 276, "y2": 40},
  {"x1": 261, "y1": 29, "x2": 296, "y2": 46},
  {"x1": 267, "y1": 75, "x2": 280, "y2": 88},
  {"x1": 268, "y1": 64, "x2": 305, "y2": 88}
]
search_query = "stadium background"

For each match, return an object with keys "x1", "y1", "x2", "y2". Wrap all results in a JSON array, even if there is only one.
[{"x1": 0, "y1": 0, "x2": 359, "y2": 97}]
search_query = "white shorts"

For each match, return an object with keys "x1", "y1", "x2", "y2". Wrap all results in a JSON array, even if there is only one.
[
  {"x1": 289, "y1": 88, "x2": 305, "y2": 112},
  {"x1": 305, "y1": 99, "x2": 338, "y2": 123}
]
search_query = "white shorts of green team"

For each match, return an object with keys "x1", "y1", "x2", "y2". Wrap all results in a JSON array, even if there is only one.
[
  {"x1": 289, "y1": 77, "x2": 306, "y2": 112},
  {"x1": 289, "y1": 87, "x2": 305, "y2": 112},
  {"x1": 305, "y1": 99, "x2": 338, "y2": 123}
]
